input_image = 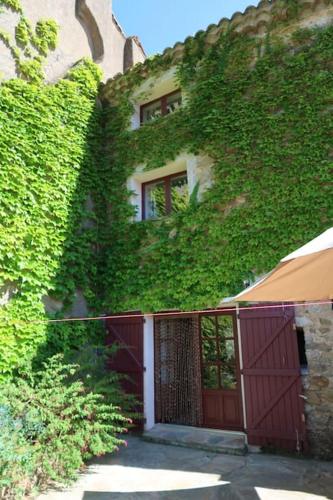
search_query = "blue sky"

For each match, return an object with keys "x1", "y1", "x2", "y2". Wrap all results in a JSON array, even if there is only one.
[{"x1": 113, "y1": 0, "x2": 260, "y2": 56}]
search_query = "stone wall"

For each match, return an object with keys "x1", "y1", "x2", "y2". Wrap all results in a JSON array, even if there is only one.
[
  {"x1": 295, "y1": 304, "x2": 333, "y2": 459},
  {"x1": 0, "y1": 0, "x2": 145, "y2": 82}
]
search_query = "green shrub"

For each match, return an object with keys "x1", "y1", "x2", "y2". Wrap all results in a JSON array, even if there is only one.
[
  {"x1": 65, "y1": 343, "x2": 141, "y2": 421},
  {"x1": 0, "y1": 406, "x2": 36, "y2": 499},
  {"x1": 0, "y1": 354, "x2": 131, "y2": 499}
]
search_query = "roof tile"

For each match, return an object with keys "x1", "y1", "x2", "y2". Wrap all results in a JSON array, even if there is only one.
[{"x1": 101, "y1": 0, "x2": 333, "y2": 101}]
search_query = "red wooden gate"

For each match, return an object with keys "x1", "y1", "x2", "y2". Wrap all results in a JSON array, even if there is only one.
[
  {"x1": 239, "y1": 305, "x2": 307, "y2": 452},
  {"x1": 106, "y1": 315, "x2": 144, "y2": 427}
]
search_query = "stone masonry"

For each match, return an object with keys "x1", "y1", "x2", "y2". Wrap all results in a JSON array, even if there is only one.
[{"x1": 295, "y1": 304, "x2": 333, "y2": 459}]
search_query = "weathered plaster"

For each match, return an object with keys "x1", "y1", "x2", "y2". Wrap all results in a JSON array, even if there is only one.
[
  {"x1": 0, "y1": 0, "x2": 145, "y2": 82},
  {"x1": 0, "y1": 282, "x2": 18, "y2": 306},
  {"x1": 124, "y1": 36, "x2": 146, "y2": 72},
  {"x1": 66, "y1": 289, "x2": 88, "y2": 318},
  {"x1": 42, "y1": 295, "x2": 64, "y2": 314}
]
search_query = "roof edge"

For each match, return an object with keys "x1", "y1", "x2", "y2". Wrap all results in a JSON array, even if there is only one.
[{"x1": 102, "y1": 0, "x2": 333, "y2": 101}]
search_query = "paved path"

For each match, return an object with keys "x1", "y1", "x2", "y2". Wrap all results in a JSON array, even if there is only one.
[{"x1": 38, "y1": 436, "x2": 333, "y2": 500}]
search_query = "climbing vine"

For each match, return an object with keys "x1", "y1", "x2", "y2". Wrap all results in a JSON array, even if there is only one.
[
  {"x1": 0, "y1": 0, "x2": 58, "y2": 82},
  {"x1": 0, "y1": 0, "x2": 332, "y2": 377},
  {"x1": 101, "y1": 23, "x2": 333, "y2": 313},
  {"x1": 0, "y1": 0, "x2": 22, "y2": 13},
  {"x1": 0, "y1": 2, "x2": 107, "y2": 377},
  {"x1": 0, "y1": 58, "x2": 103, "y2": 377}
]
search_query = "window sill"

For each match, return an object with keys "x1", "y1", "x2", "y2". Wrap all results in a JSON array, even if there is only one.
[
  {"x1": 139, "y1": 215, "x2": 170, "y2": 223},
  {"x1": 133, "y1": 214, "x2": 181, "y2": 224},
  {"x1": 139, "y1": 108, "x2": 182, "y2": 128}
]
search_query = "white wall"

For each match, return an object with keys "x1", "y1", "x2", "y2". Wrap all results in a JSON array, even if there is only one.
[
  {"x1": 143, "y1": 315, "x2": 155, "y2": 430},
  {"x1": 0, "y1": 0, "x2": 145, "y2": 82}
]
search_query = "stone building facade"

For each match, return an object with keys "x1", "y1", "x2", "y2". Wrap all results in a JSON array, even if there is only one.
[
  {"x1": 0, "y1": 0, "x2": 145, "y2": 82},
  {"x1": 101, "y1": 0, "x2": 333, "y2": 459},
  {"x1": 296, "y1": 305, "x2": 333, "y2": 459},
  {"x1": 1, "y1": 0, "x2": 332, "y2": 460}
]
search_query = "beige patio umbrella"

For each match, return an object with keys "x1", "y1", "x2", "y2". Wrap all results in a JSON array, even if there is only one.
[{"x1": 235, "y1": 228, "x2": 333, "y2": 302}]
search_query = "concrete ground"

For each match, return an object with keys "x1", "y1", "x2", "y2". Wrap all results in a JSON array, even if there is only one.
[{"x1": 38, "y1": 436, "x2": 333, "y2": 500}]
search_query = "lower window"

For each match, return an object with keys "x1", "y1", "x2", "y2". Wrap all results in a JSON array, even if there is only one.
[{"x1": 143, "y1": 172, "x2": 189, "y2": 220}]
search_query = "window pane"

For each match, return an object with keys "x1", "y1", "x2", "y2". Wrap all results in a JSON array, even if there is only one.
[
  {"x1": 203, "y1": 365, "x2": 219, "y2": 389},
  {"x1": 201, "y1": 316, "x2": 216, "y2": 338},
  {"x1": 145, "y1": 181, "x2": 166, "y2": 219},
  {"x1": 221, "y1": 339, "x2": 236, "y2": 365},
  {"x1": 166, "y1": 91, "x2": 182, "y2": 114},
  {"x1": 170, "y1": 174, "x2": 188, "y2": 213},
  {"x1": 142, "y1": 100, "x2": 162, "y2": 123},
  {"x1": 202, "y1": 338, "x2": 217, "y2": 362},
  {"x1": 217, "y1": 315, "x2": 234, "y2": 341},
  {"x1": 220, "y1": 367, "x2": 237, "y2": 390}
]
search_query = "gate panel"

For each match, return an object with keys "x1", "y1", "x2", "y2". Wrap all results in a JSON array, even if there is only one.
[
  {"x1": 106, "y1": 315, "x2": 144, "y2": 427},
  {"x1": 200, "y1": 312, "x2": 243, "y2": 431},
  {"x1": 239, "y1": 305, "x2": 307, "y2": 451}
]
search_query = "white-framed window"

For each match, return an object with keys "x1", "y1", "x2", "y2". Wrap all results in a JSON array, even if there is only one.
[
  {"x1": 142, "y1": 171, "x2": 188, "y2": 220},
  {"x1": 127, "y1": 154, "x2": 214, "y2": 221},
  {"x1": 130, "y1": 67, "x2": 182, "y2": 130},
  {"x1": 140, "y1": 90, "x2": 182, "y2": 124}
]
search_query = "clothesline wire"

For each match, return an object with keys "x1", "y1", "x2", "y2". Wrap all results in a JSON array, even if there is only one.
[{"x1": 2, "y1": 300, "x2": 332, "y2": 327}]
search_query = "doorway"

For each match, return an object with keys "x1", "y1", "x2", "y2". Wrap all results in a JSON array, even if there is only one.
[{"x1": 154, "y1": 312, "x2": 243, "y2": 432}]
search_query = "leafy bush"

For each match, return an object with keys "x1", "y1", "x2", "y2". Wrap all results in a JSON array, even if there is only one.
[
  {"x1": 0, "y1": 406, "x2": 36, "y2": 499},
  {"x1": 65, "y1": 343, "x2": 141, "y2": 419},
  {"x1": 0, "y1": 354, "x2": 131, "y2": 499}
]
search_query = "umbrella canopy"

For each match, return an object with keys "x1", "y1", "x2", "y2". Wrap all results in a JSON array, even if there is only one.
[{"x1": 235, "y1": 228, "x2": 333, "y2": 302}]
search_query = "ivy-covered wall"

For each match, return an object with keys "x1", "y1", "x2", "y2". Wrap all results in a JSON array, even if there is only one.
[
  {"x1": 0, "y1": 0, "x2": 114, "y2": 378},
  {"x1": 1, "y1": 0, "x2": 332, "y2": 380},
  {"x1": 101, "y1": 24, "x2": 333, "y2": 314},
  {"x1": 0, "y1": 57, "x2": 104, "y2": 377}
]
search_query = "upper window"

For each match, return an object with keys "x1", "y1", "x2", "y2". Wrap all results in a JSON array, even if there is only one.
[
  {"x1": 140, "y1": 90, "x2": 182, "y2": 124},
  {"x1": 142, "y1": 172, "x2": 188, "y2": 220}
]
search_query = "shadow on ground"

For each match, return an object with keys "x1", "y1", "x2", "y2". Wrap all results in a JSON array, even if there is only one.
[
  {"x1": 82, "y1": 485, "x2": 230, "y2": 500},
  {"x1": 39, "y1": 436, "x2": 333, "y2": 500}
]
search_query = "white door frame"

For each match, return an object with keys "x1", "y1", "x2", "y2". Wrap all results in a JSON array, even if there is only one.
[
  {"x1": 236, "y1": 304, "x2": 248, "y2": 435},
  {"x1": 143, "y1": 315, "x2": 155, "y2": 430}
]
